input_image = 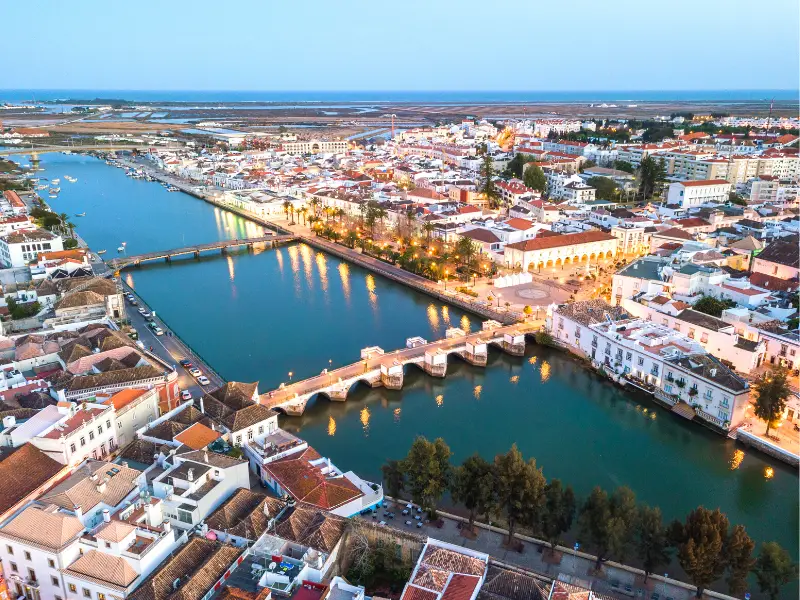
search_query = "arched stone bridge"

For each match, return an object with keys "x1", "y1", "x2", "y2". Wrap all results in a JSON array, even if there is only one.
[{"x1": 259, "y1": 321, "x2": 538, "y2": 415}]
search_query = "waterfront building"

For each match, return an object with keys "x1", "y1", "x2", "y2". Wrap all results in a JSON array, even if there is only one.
[
  {"x1": 400, "y1": 538, "x2": 488, "y2": 600},
  {"x1": 550, "y1": 301, "x2": 750, "y2": 431},
  {"x1": 200, "y1": 381, "x2": 279, "y2": 446},
  {"x1": 97, "y1": 388, "x2": 160, "y2": 449},
  {"x1": 0, "y1": 228, "x2": 63, "y2": 268},
  {"x1": 253, "y1": 435, "x2": 383, "y2": 518},
  {"x1": 504, "y1": 230, "x2": 617, "y2": 272}
]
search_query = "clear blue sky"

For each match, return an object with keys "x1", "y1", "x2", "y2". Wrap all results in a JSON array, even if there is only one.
[{"x1": 2, "y1": 0, "x2": 798, "y2": 91}]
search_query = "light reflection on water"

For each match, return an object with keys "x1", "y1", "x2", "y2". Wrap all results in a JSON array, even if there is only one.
[
  {"x1": 427, "y1": 303, "x2": 440, "y2": 330},
  {"x1": 338, "y1": 262, "x2": 351, "y2": 303},
  {"x1": 275, "y1": 248, "x2": 284, "y2": 275},
  {"x1": 315, "y1": 252, "x2": 328, "y2": 294}
]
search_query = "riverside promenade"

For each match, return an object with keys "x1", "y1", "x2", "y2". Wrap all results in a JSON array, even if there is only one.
[{"x1": 116, "y1": 155, "x2": 524, "y2": 325}]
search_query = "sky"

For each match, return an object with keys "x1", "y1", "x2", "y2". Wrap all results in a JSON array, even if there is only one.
[{"x1": 2, "y1": 0, "x2": 798, "y2": 92}]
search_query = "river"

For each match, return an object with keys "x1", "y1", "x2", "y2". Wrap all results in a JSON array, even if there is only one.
[{"x1": 33, "y1": 152, "x2": 799, "y2": 593}]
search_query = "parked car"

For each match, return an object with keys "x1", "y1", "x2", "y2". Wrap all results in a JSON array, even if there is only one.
[
  {"x1": 189, "y1": 368, "x2": 202, "y2": 377},
  {"x1": 179, "y1": 359, "x2": 193, "y2": 368},
  {"x1": 181, "y1": 390, "x2": 192, "y2": 401},
  {"x1": 137, "y1": 307, "x2": 146, "y2": 315},
  {"x1": 141, "y1": 310, "x2": 152, "y2": 318},
  {"x1": 152, "y1": 326, "x2": 164, "y2": 336},
  {"x1": 197, "y1": 376, "x2": 210, "y2": 386}
]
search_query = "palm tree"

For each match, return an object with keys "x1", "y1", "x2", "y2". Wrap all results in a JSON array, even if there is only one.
[
  {"x1": 310, "y1": 198, "x2": 320, "y2": 217},
  {"x1": 335, "y1": 208, "x2": 345, "y2": 223},
  {"x1": 59, "y1": 212, "x2": 69, "y2": 235},
  {"x1": 282, "y1": 200, "x2": 292, "y2": 220},
  {"x1": 423, "y1": 222, "x2": 434, "y2": 244},
  {"x1": 298, "y1": 206, "x2": 308, "y2": 226}
]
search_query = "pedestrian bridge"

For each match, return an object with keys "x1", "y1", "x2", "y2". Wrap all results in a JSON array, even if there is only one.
[
  {"x1": 0, "y1": 144, "x2": 154, "y2": 157},
  {"x1": 260, "y1": 321, "x2": 538, "y2": 415},
  {"x1": 106, "y1": 234, "x2": 296, "y2": 270}
]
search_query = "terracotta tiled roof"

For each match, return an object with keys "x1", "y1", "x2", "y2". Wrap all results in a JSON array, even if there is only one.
[
  {"x1": 0, "y1": 505, "x2": 84, "y2": 551},
  {"x1": 41, "y1": 459, "x2": 141, "y2": 513},
  {"x1": 108, "y1": 388, "x2": 149, "y2": 410},
  {"x1": 129, "y1": 537, "x2": 241, "y2": 600},
  {"x1": 65, "y1": 549, "x2": 139, "y2": 589},
  {"x1": 505, "y1": 231, "x2": 614, "y2": 252},
  {"x1": 206, "y1": 489, "x2": 285, "y2": 540},
  {"x1": 0, "y1": 444, "x2": 63, "y2": 516},
  {"x1": 264, "y1": 447, "x2": 363, "y2": 510},
  {"x1": 441, "y1": 574, "x2": 481, "y2": 600},
  {"x1": 174, "y1": 422, "x2": 222, "y2": 450},
  {"x1": 94, "y1": 519, "x2": 137, "y2": 543},
  {"x1": 222, "y1": 403, "x2": 277, "y2": 434},
  {"x1": 273, "y1": 502, "x2": 348, "y2": 554}
]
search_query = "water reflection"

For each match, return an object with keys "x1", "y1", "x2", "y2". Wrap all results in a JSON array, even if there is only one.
[
  {"x1": 227, "y1": 256, "x2": 235, "y2": 282},
  {"x1": 275, "y1": 248, "x2": 285, "y2": 275},
  {"x1": 730, "y1": 449, "x2": 745, "y2": 470},
  {"x1": 360, "y1": 406, "x2": 371, "y2": 435},
  {"x1": 460, "y1": 315, "x2": 471, "y2": 332},
  {"x1": 327, "y1": 416, "x2": 336, "y2": 437},
  {"x1": 442, "y1": 306, "x2": 450, "y2": 327},
  {"x1": 427, "y1": 303, "x2": 440, "y2": 329},
  {"x1": 125, "y1": 273, "x2": 135, "y2": 289},
  {"x1": 510, "y1": 375, "x2": 519, "y2": 384},
  {"x1": 315, "y1": 252, "x2": 328, "y2": 294},
  {"x1": 540, "y1": 361, "x2": 551, "y2": 383},
  {"x1": 300, "y1": 244, "x2": 314, "y2": 290},
  {"x1": 393, "y1": 407, "x2": 401, "y2": 423},
  {"x1": 365, "y1": 274, "x2": 378, "y2": 311},
  {"x1": 287, "y1": 245, "x2": 301, "y2": 293},
  {"x1": 338, "y1": 263, "x2": 351, "y2": 303},
  {"x1": 473, "y1": 385, "x2": 482, "y2": 400},
  {"x1": 528, "y1": 356, "x2": 538, "y2": 366},
  {"x1": 435, "y1": 394, "x2": 444, "y2": 407},
  {"x1": 765, "y1": 466, "x2": 774, "y2": 480}
]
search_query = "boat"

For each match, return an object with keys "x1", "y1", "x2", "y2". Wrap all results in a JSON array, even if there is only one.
[
  {"x1": 167, "y1": 185, "x2": 180, "y2": 192},
  {"x1": 117, "y1": 246, "x2": 125, "y2": 252},
  {"x1": 50, "y1": 187, "x2": 61, "y2": 193},
  {"x1": 37, "y1": 184, "x2": 48, "y2": 190},
  {"x1": 75, "y1": 212, "x2": 86, "y2": 217},
  {"x1": 97, "y1": 250, "x2": 106, "y2": 255},
  {"x1": 51, "y1": 178, "x2": 60, "y2": 185}
]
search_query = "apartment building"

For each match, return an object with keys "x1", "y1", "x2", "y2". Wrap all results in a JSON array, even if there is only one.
[
  {"x1": 279, "y1": 140, "x2": 348, "y2": 155},
  {"x1": 550, "y1": 301, "x2": 750, "y2": 431},
  {"x1": 30, "y1": 403, "x2": 118, "y2": 466},
  {"x1": 504, "y1": 230, "x2": 617, "y2": 272},
  {"x1": 663, "y1": 150, "x2": 729, "y2": 181},
  {"x1": 666, "y1": 179, "x2": 732, "y2": 208},
  {"x1": 0, "y1": 228, "x2": 64, "y2": 268}
]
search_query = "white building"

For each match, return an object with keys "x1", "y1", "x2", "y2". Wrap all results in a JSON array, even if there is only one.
[
  {"x1": 666, "y1": 179, "x2": 732, "y2": 208},
  {"x1": 0, "y1": 228, "x2": 64, "y2": 268},
  {"x1": 30, "y1": 403, "x2": 118, "y2": 466}
]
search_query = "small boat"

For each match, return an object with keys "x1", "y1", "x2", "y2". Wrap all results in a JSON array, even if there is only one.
[
  {"x1": 50, "y1": 187, "x2": 61, "y2": 193},
  {"x1": 75, "y1": 212, "x2": 86, "y2": 217},
  {"x1": 97, "y1": 250, "x2": 107, "y2": 255},
  {"x1": 37, "y1": 184, "x2": 48, "y2": 190},
  {"x1": 117, "y1": 246, "x2": 125, "y2": 252},
  {"x1": 167, "y1": 185, "x2": 180, "y2": 192},
  {"x1": 51, "y1": 178, "x2": 60, "y2": 185}
]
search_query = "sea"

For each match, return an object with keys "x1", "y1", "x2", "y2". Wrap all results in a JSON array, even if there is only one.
[{"x1": 1, "y1": 89, "x2": 797, "y2": 104}]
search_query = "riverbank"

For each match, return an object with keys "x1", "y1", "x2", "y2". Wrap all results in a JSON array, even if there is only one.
[{"x1": 113, "y1": 155, "x2": 525, "y2": 325}]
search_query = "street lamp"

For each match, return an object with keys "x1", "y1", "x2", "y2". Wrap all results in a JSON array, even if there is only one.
[
  {"x1": 288, "y1": 371, "x2": 293, "y2": 383},
  {"x1": 444, "y1": 269, "x2": 449, "y2": 289}
]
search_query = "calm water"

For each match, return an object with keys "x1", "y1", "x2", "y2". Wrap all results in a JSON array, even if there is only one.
[{"x1": 31, "y1": 153, "x2": 799, "y2": 593}]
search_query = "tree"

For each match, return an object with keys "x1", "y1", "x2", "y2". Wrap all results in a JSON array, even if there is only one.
[
  {"x1": 636, "y1": 156, "x2": 667, "y2": 199},
  {"x1": 752, "y1": 542, "x2": 799, "y2": 600},
  {"x1": 455, "y1": 236, "x2": 477, "y2": 271},
  {"x1": 382, "y1": 459, "x2": 405, "y2": 500},
  {"x1": 614, "y1": 160, "x2": 635, "y2": 174},
  {"x1": 724, "y1": 525, "x2": 754, "y2": 597},
  {"x1": 309, "y1": 197, "x2": 321, "y2": 217},
  {"x1": 282, "y1": 200, "x2": 292, "y2": 220},
  {"x1": 540, "y1": 479, "x2": 576, "y2": 552},
  {"x1": 578, "y1": 486, "x2": 637, "y2": 570},
  {"x1": 422, "y1": 222, "x2": 435, "y2": 243},
  {"x1": 451, "y1": 454, "x2": 496, "y2": 534},
  {"x1": 586, "y1": 176, "x2": 619, "y2": 201},
  {"x1": 401, "y1": 436, "x2": 452, "y2": 516},
  {"x1": 636, "y1": 505, "x2": 671, "y2": 583},
  {"x1": 505, "y1": 153, "x2": 533, "y2": 178},
  {"x1": 494, "y1": 445, "x2": 546, "y2": 544},
  {"x1": 751, "y1": 368, "x2": 792, "y2": 436},
  {"x1": 523, "y1": 164, "x2": 547, "y2": 193},
  {"x1": 693, "y1": 296, "x2": 735, "y2": 318},
  {"x1": 676, "y1": 507, "x2": 730, "y2": 598},
  {"x1": 480, "y1": 154, "x2": 501, "y2": 209}
]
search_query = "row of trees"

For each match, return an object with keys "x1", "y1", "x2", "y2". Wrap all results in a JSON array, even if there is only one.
[{"x1": 383, "y1": 437, "x2": 797, "y2": 599}]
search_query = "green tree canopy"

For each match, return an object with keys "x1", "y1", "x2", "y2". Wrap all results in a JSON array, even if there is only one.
[
  {"x1": 401, "y1": 436, "x2": 452, "y2": 516},
  {"x1": 523, "y1": 164, "x2": 547, "y2": 193},
  {"x1": 494, "y1": 444, "x2": 546, "y2": 544},
  {"x1": 451, "y1": 454, "x2": 496, "y2": 533},
  {"x1": 636, "y1": 505, "x2": 671, "y2": 583},
  {"x1": 540, "y1": 479, "x2": 576, "y2": 551},
  {"x1": 480, "y1": 155, "x2": 501, "y2": 209},
  {"x1": 505, "y1": 153, "x2": 533, "y2": 178},
  {"x1": 724, "y1": 524, "x2": 755, "y2": 597},
  {"x1": 752, "y1": 542, "x2": 799, "y2": 600},
  {"x1": 586, "y1": 176, "x2": 619, "y2": 201},
  {"x1": 578, "y1": 486, "x2": 637, "y2": 569},
  {"x1": 636, "y1": 155, "x2": 667, "y2": 199},
  {"x1": 751, "y1": 368, "x2": 792, "y2": 436},
  {"x1": 381, "y1": 459, "x2": 405, "y2": 500},
  {"x1": 692, "y1": 296, "x2": 736, "y2": 318},
  {"x1": 676, "y1": 507, "x2": 730, "y2": 598}
]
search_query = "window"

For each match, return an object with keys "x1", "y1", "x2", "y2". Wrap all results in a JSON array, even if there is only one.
[
  {"x1": 661, "y1": 318, "x2": 668, "y2": 326},
  {"x1": 51, "y1": 576, "x2": 59, "y2": 586},
  {"x1": 704, "y1": 389, "x2": 713, "y2": 400},
  {"x1": 10, "y1": 562, "x2": 17, "y2": 573},
  {"x1": 258, "y1": 425, "x2": 264, "y2": 435},
  {"x1": 700, "y1": 332, "x2": 708, "y2": 343},
  {"x1": 688, "y1": 328, "x2": 695, "y2": 339},
  {"x1": 625, "y1": 352, "x2": 632, "y2": 361},
  {"x1": 48, "y1": 559, "x2": 55, "y2": 569},
  {"x1": 665, "y1": 384, "x2": 673, "y2": 393},
  {"x1": 27, "y1": 568, "x2": 36, "y2": 582},
  {"x1": 70, "y1": 443, "x2": 76, "y2": 453},
  {"x1": 98, "y1": 594, "x2": 106, "y2": 600},
  {"x1": 637, "y1": 357, "x2": 644, "y2": 366},
  {"x1": 88, "y1": 431, "x2": 94, "y2": 441},
  {"x1": 718, "y1": 410, "x2": 728, "y2": 419},
  {"x1": 721, "y1": 396, "x2": 730, "y2": 407},
  {"x1": 650, "y1": 365, "x2": 659, "y2": 376},
  {"x1": 235, "y1": 435, "x2": 242, "y2": 445},
  {"x1": 80, "y1": 437, "x2": 86, "y2": 447},
  {"x1": 177, "y1": 509, "x2": 193, "y2": 524},
  {"x1": 106, "y1": 420, "x2": 111, "y2": 429},
  {"x1": 105, "y1": 542, "x2": 111, "y2": 549},
  {"x1": 591, "y1": 335, "x2": 598, "y2": 348},
  {"x1": 83, "y1": 588, "x2": 92, "y2": 598},
  {"x1": 247, "y1": 429, "x2": 254, "y2": 441},
  {"x1": 97, "y1": 425, "x2": 102, "y2": 434},
  {"x1": 69, "y1": 584, "x2": 77, "y2": 593},
  {"x1": 55, "y1": 596, "x2": 63, "y2": 600},
  {"x1": 24, "y1": 551, "x2": 31, "y2": 560},
  {"x1": 780, "y1": 344, "x2": 788, "y2": 357},
  {"x1": 5, "y1": 545, "x2": 12, "y2": 555}
]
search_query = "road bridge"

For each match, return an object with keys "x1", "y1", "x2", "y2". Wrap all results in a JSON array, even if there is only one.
[
  {"x1": 0, "y1": 144, "x2": 155, "y2": 157},
  {"x1": 106, "y1": 234, "x2": 296, "y2": 270},
  {"x1": 259, "y1": 321, "x2": 538, "y2": 415}
]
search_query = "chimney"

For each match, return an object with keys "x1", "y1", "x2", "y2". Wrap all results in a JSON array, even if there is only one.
[
  {"x1": 73, "y1": 505, "x2": 83, "y2": 521},
  {"x1": 102, "y1": 509, "x2": 110, "y2": 523},
  {"x1": 199, "y1": 396, "x2": 205, "y2": 414},
  {"x1": 96, "y1": 481, "x2": 107, "y2": 494},
  {"x1": 162, "y1": 519, "x2": 172, "y2": 533},
  {"x1": 187, "y1": 468, "x2": 194, "y2": 482},
  {"x1": 121, "y1": 461, "x2": 128, "y2": 469},
  {"x1": 263, "y1": 501, "x2": 270, "y2": 518},
  {"x1": 203, "y1": 451, "x2": 209, "y2": 464}
]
